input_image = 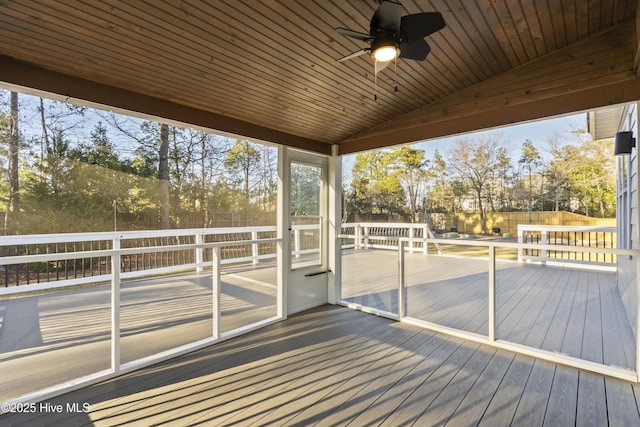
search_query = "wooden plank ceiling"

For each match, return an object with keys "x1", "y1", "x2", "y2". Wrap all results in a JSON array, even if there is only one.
[{"x1": 0, "y1": 0, "x2": 639, "y2": 155}]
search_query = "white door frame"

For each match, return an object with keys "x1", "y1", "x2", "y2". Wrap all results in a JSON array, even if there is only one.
[{"x1": 278, "y1": 146, "x2": 341, "y2": 315}]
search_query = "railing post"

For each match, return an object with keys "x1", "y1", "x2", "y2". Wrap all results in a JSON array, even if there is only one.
[
  {"x1": 212, "y1": 246, "x2": 221, "y2": 340},
  {"x1": 364, "y1": 226, "x2": 370, "y2": 249},
  {"x1": 111, "y1": 236, "x2": 121, "y2": 373},
  {"x1": 408, "y1": 226, "x2": 414, "y2": 254},
  {"x1": 252, "y1": 230, "x2": 259, "y2": 265},
  {"x1": 517, "y1": 226, "x2": 523, "y2": 263},
  {"x1": 541, "y1": 230, "x2": 548, "y2": 265},
  {"x1": 488, "y1": 245, "x2": 496, "y2": 342},
  {"x1": 398, "y1": 240, "x2": 405, "y2": 319},
  {"x1": 195, "y1": 233, "x2": 204, "y2": 273},
  {"x1": 422, "y1": 223, "x2": 428, "y2": 255}
]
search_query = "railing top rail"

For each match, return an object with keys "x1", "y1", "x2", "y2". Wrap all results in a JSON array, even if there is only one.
[
  {"x1": 342, "y1": 222, "x2": 427, "y2": 228},
  {"x1": 0, "y1": 238, "x2": 282, "y2": 266},
  {"x1": 337, "y1": 234, "x2": 635, "y2": 257},
  {"x1": 0, "y1": 226, "x2": 281, "y2": 246},
  {"x1": 517, "y1": 225, "x2": 616, "y2": 232}
]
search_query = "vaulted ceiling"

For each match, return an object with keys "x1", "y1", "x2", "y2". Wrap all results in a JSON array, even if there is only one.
[{"x1": 0, "y1": 0, "x2": 639, "y2": 155}]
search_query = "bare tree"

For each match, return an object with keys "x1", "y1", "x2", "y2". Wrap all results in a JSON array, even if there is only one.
[
  {"x1": 392, "y1": 146, "x2": 428, "y2": 222},
  {"x1": 448, "y1": 133, "x2": 509, "y2": 234}
]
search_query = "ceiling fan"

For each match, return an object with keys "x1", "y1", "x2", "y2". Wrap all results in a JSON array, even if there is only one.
[{"x1": 335, "y1": 0, "x2": 445, "y2": 98}]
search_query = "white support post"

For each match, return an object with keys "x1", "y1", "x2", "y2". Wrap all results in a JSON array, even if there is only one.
[
  {"x1": 355, "y1": 224, "x2": 362, "y2": 249},
  {"x1": 251, "y1": 230, "x2": 259, "y2": 265},
  {"x1": 517, "y1": 227, "x2": 523, "y2": 263},
  {"x1": 110, "y1": 237, "x2": 121, "y2": 373},
  {"x1": 422, "y1": 224, "x2": 428, "y2": 255},
  {"x1": 276, "y1": 239, "x2": 286, "y2": 318},
  {"x1": 541, "y1": 230, "x2": 548, "y2": 265},
  {"x1": 364, "y1": 226, "x2": 370, "y2": 249},
  {"x1": 195, "y1": 233, "x2": 204, "y2": 273},
  {"x1": 328, "y1": 144, "x2": 342, "y2": 305},
  {"x1": 408, "y1": 226, "x2": 415, "y2": 254},
  {"x1": 488, "y1": 245, "x2": 496, "y2": 342},
  {"x1": 398, "y1": 240, "x2": 405, "y2": 319},
  {"x1": 212, "y1": 246, "x2": 221, "y2": 339},
  {"x1": 276, "y1": 146, "x2": 289, "y2": 318}
]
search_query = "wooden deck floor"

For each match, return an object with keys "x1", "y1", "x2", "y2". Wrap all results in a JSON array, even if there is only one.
[
  {"x1": 2, "y1": 304, "x2": 640, "y2": 426},
  {"x1": 342, "y1": 249, "x2": 636, "y2": 370}
]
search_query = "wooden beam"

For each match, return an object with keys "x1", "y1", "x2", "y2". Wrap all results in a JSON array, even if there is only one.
[
  {"x1": 339, "y1": 20, "x2": 639, "y2": 154},
  {"x1": 0, "y1": 55, "x2": 331, "y2": 155}
]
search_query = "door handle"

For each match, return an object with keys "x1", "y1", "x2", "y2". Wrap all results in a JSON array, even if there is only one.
[{"x1": 304, "y1": 270, "x2": 329, "y2": 277}]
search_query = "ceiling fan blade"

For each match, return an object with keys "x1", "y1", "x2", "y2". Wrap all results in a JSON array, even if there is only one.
[
  {"x1": 335, "y1": 27, "x2": 373, "y2": 41},
  {"x1": 400, "y1": 12, "x2": 445, "y2": 43},
  {"x1": 370, "y1": 1, "x2": 402, "y2": 34},
  {"x1": 399, "y1": 38, "x2": 431, "y2": 60},
  {"x1": 336, "y1": 48, "x2": 370, "y2": 62}
]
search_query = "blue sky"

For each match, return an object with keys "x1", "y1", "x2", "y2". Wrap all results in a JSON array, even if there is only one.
[
  {"x1": 342, "y1": 112, "x2": 588, "y2": 182},
  {"x1": 415, "y1": 112, "x2": 586, "y2": 159}
]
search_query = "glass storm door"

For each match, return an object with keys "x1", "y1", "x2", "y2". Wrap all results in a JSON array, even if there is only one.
[{"x1": 286, "y1": 151, "x2": 328, "y2": 314}]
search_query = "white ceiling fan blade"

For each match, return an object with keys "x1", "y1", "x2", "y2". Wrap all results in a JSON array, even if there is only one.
[{"x1": 336, "y1": 48, "x2": 370, "y2": 62}]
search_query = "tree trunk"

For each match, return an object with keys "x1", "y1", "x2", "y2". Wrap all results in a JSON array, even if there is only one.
[
  {"x1": 5, "y1": 92, "x2": 20, "y2": 234},
  {"x1": 39, "y1": 97, "x2": 49, "y2": 181},
  {"x1": 476, "y1": 189, "x2": 487, "y2": 234},
  {"x1": 528, "y1": 171, "x2": 533, "y2": 223},
  {"x1": 159, "y1": 123, "x2": 170, "y2": 229}
]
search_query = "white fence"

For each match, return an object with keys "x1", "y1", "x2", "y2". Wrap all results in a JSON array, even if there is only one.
[
  {"x1": 341, "y1": 222, "x2": 442, "y2": 255},
  {"x1": 0, "y1": 223, "x2": 619, "y2": 292},
  {"x1": 0, "y1": 224, "x2": 327, "y2": 292},
  {"x1": 517, "y1": 224, "x2": 617, "y2": 269}
]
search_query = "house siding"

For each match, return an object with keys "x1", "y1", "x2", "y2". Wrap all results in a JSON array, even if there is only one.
[{"x1": 617, "y1": 102, "x2": 639, "y2": 333}]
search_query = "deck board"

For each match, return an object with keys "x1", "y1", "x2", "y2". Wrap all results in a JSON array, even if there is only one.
[
  {"x1": 447, "y1": 349, "x2": 516, "y2": 424},
  {"x1": 413, "y1": 345, "x2": 496, "y2": 426},
  {"x1": 543, "y1": 366, "x2": 579, "y2": 426},
  {"x1": 606, "y1": 378, "x2": 640, "y2": 426},
  {"x1": 576, "y1": 372, "x2": 608, "y2": 427},
  {"x1": 343, "y1": 250, "x2": 635, "y2": 370},
  {"x1": 477, "y1": 355, "x2": 537, "y2": 426},
  {"x1": 379, "y1": 341, "x2": 480, "y2": 426},
  {"x1": 2, "y1": 305, "x2": 639, "y2": 426},
  {"x1": 511, "y1": 360, "x2": 556, "y2": 426}
]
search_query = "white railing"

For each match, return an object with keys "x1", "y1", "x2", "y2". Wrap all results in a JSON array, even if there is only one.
[
  {"x1": 337, "y1": 231, "x2": 639, "y2": 383},
  {"x1": 0, "y1": 225, "x2": 323, "y2": 292},
  {"x1": 0, "y1": 223, "x2": 616, "y2": 292},
  {"x1": 0, "y1": 229, "x2": 284, "y2": 407},
  {"x1": 341, "y1": 222, "x2": 442, "y2": 255},
  {"x1": 517, "y1": 225, "x2": 616, "y2": 269}
]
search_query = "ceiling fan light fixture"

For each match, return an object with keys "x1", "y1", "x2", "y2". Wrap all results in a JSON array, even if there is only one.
[{"x1": 372, "y1": 45, "x2": 399, "y2": 62}]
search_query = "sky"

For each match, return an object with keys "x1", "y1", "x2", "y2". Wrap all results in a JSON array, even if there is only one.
[
  {"x1": 417, "y1": 112, "x2": 586, "y2": 159},
  {"x1": 341, "y1": 112, "x2": 588, "y2": 182}
]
